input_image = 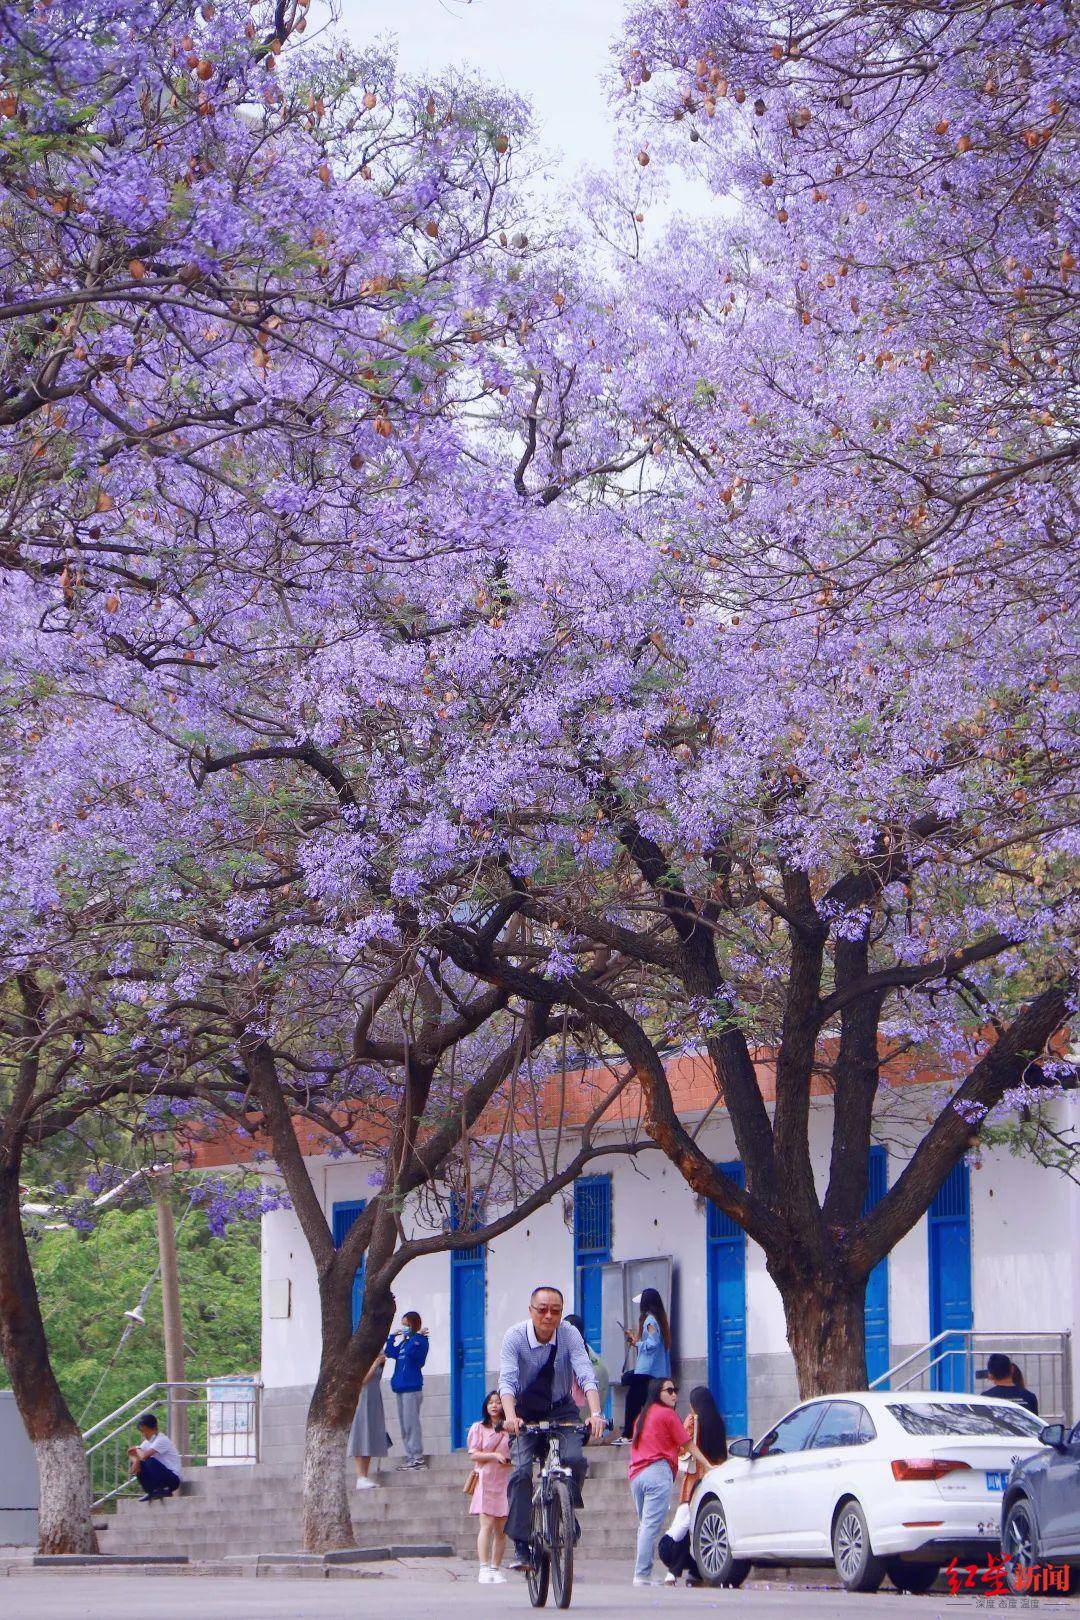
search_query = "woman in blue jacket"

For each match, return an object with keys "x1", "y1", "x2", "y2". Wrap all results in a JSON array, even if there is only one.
[
  {"x1": 622, "y1": 1289, "x2": 671, "y2": 1440},
  {"x1": 385, "y1": 1311, "x2": 429, "y2": 1467}
]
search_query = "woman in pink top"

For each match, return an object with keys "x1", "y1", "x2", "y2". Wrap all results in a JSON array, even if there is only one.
[
  {"x1": 468, "y1": 1390, "x2": 512, "y2": 1585},
  {"x1": 627, "y1": 1377, "x2": 709, "y2": 1587}
]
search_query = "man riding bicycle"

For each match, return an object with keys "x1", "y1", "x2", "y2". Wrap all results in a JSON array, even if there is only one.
[{"x1": 499, "y1": 1285, "x2": 606, "y2": 1571}]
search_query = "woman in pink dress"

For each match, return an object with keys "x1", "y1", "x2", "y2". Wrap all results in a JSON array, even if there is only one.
[{"x1": 468, "y1": 1390, "x2": 512, "y2": 1584}]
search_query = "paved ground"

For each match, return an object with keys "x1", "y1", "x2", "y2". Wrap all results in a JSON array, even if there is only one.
[{"x1": 3, "y1": 1560, "x2": 1075, "y2": 1620}]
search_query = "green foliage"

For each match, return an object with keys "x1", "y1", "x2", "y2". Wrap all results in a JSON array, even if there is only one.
[
  {"x1": 980, "y1": 1107, "x2": 1080, "y2": 1188},
  {"x1": 3, "y1": 1204, "x2": 260, "y2": 1430}
]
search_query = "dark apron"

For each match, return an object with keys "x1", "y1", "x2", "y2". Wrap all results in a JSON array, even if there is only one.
[{"x1": 516, "y1": 1339, "x2": 559, "y2": 1420}]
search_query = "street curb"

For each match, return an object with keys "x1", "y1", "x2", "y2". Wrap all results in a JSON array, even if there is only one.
[{"x1": 32, "y1": 1554, "x2": 189, "y2": 1567}]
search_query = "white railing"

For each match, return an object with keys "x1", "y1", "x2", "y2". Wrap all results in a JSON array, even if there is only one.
[
  {"x1": 83, "y1": 1378, "x2": 261, "y2": 1508},
  {"x1": 869, "y1": 1331, "x2": 1071, "y2": 1424}
]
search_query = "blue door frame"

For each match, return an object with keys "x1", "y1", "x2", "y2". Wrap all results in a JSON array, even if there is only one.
[
  {"x1": 331, "y1": 1200, "x2": 366, "y2": 1331},
  {"x1": 863, "y1": 1146, "x2": 890, "y2": 1386},
  {"x1": 928, "y1": 1160, "x2": 973, "y2": 1391},
  {"x1": 706, "y1": 1161, "x2": 748, "y2": 1438},
  {"x1": 450, "y1": 1209, "x2": 486, "y2": 1450},
  {"x1": 573, "y1": 1176, "x2": 612, "y2": 1418}
]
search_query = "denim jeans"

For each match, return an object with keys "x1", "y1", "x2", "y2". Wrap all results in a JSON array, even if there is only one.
[{"x1": 630, "y1": 1460, "x2": 673, "y2": 1580}]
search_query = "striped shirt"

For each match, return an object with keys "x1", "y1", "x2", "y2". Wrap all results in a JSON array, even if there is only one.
[{"x1": 499, "y1": 1319, "x2": 598, "y2": 1405}]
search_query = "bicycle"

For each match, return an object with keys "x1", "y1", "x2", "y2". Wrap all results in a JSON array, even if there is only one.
[{"x1": 518, "y1": 1420, "x2": 591, "y2": 1609}]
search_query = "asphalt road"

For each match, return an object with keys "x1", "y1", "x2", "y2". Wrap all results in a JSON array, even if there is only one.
[{"x1": 4, "y1": 1562, "x2": 1076, "y2": 1620}]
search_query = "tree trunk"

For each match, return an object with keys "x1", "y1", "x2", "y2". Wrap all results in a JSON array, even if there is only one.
[
  {"x1": 33, "y1": 1429, "x2": 100, "y2": 1555},
  {"x1": 775, "y1": 1266, "x2": 869, "y2": 1398},
  {"x1": 0, "y1": 1170, "x2": 99, "y2": 1553},
  {"x1": 300, "y1": 1405, "x2": 354, "y2": 1554},
  {"x1": 300, "y1": 1282, "x2": 396, "y2": 1553}
]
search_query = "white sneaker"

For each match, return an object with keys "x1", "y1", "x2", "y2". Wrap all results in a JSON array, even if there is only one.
[
  {"x1": 633, "y1": 1576, "x2": 660, "y2": 1586},
  {"x1": 487, "y1": 1569, "x2": 507, "y2": 1584},
  {"x1": 354, "y1": 1476, "x2": 376, "y2": 1490},
  {"x1": 664, "y1": 1572, "x2": 677, "y2": 1584},
  {"x1": 478, "y1": 1565, "x2": 493, "y2": 1584}
]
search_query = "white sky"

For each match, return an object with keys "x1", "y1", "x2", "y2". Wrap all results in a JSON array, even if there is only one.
[{"x1": 336, "y1": 0, "x2": 631, "y2": 181}]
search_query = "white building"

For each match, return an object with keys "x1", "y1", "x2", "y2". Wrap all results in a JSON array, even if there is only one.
[{"x1": 236, "y1": 1068, "x2": 1079, "y2": 1469}]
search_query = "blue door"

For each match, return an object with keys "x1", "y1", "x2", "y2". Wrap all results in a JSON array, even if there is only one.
[
  {"x1": 450, "y1": 1227, "x2": 486, "y2": 1450},
  {"x1": 331, "y1": 1200, "x2": 366, "y2": 1331},
  {"x1": 574, "y1": 1176, "x2": 612, "y2": 1418},
  {"x1": 863, "y1": 1146, "x2": 890, "y2": 1387},
  {"x1": 706, "y1": 1161, "x2": 748, "y2": 1438},
  {"x1": 928, "y1": 1160, "x2": 973, "y2": 1392},
  {"x1": 573, "y1": 1176, "x2": 612, "y2": 1352}
]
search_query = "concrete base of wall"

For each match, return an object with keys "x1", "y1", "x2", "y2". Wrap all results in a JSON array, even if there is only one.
[
  {"x1": 667, "y1": 1352, "x2": 799, "y2": 1442},
  {"x1": 0, "y1": 1508, "x2": 38, "y2": 1545},
  {"x1": 262, "y1": 1377, "x2": 453, "y2": 1470}
]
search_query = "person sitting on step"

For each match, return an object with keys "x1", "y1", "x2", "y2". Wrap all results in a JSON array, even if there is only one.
[{"x1": 127, "y1": 1412, "x2": 182, "y2": 1503}]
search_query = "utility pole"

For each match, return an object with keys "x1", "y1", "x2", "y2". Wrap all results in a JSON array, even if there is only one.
[{"x1": 151, "y1": 1173, "x2": 188, "y2": 1461}]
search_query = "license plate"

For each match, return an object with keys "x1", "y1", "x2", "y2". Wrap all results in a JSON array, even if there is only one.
[{"x1": 985, "y1": 1471, "x2": 1008, "y2": 1492}]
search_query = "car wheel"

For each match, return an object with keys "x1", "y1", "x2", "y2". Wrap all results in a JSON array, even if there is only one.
[
  {"x1": 1003, "y1": 1498, "x2": 1038, "y2": 1595},
  {"x1": 887, "y1": 1560, "x2": 940, "y2": 1594},
  {"x1": 692, "y1": 1497, "x2": 750, "y2": 1589},
  {"x1": 832, "y1": 1499, "x2": 887, "y2": 1593}
]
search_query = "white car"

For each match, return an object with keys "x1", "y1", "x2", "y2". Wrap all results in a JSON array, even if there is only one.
[{"x1": 690, "y1": 1390, "x2": 1046, "y2": 1593}]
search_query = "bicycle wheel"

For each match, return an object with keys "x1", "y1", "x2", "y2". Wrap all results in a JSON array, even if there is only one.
[
  {"x1": 526, "y1": 1492, "x2": 550, "y2": 1608},
  {"x1": 549, "y1": 1477, "x2": 574, "y2": 1609}
]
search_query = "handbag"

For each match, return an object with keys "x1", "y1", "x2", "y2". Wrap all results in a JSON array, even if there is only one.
[
  {"x1": 463, "y1": 1468, "x2": 479, "y2": 1496},
  {"x1": 619, "y1": 1340, "x2": 636, "y2": 1389}
]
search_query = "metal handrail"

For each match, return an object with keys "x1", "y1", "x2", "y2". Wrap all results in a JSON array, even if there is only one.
[
  {"x1": 83, "y1": 1378, "x2": 261, "y2": 1509},
  {"x1": 888, "y1": 1344, "x2": 969, "y2": 1394},
  {"x1": 868, "y1": 1332, "x2": 956, "y2": 1388},
  {"x1": 868, "y1": 1330, "x2": 1071, "y2": 1424},
  {"x1": 83, "y1": 1383, "x2": 167, "y2": 1442}
]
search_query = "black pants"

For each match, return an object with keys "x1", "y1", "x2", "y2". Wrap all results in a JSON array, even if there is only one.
[
  {"x1": 622, "y1": 1373, "x2": 652, "y2": 1439},
  {"x1": 505, "y1": 1401, "x2": 587, "y2": 1547},
  {"x1": 138, "y1": 1457, "x2": 180, "y2": 1499},
  {"x1": 659, "y1": 1532, "x2": 698, "y2": 1580}
]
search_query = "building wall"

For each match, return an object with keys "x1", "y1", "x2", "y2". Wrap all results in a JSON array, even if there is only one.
[{"x1": 258, "y1": 1096, "x2": 1078, "y2": 1465}]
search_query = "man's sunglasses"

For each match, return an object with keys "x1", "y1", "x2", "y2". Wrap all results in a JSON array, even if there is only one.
[{"x1": 531, "y1": 1304, "x2": 563, "y2": 1316}]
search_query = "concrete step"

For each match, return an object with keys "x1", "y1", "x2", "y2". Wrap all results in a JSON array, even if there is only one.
[
  {"x1": 114, "y1": 1480, "x2": 637, "y2": 1511},
  {"x1": 103, "y1": 1460, "x2": 652, "y2": 1562},
  {"x1": 111, "y1": 1481, "x2": 640, "y2": 1520},
  {"x1": 164, "y1": 1457, "x2": 635, "y2": 1492}
]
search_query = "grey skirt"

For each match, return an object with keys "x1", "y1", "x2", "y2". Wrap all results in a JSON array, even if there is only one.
[{"x1": 348, "y1": 1379, "x2": 389, "y2": 1458}]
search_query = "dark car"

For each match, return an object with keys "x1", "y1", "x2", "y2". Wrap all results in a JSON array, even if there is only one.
[{"x1": 1002, "y1": 1420, "x2": 1080, "y2": 1594}]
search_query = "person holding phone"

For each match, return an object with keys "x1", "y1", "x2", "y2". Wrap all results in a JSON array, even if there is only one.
[
  {"x1": 384, "y1": 1310, "x2": 428, "y2": 1468},
  {"x1": 622, "y1": 1287, "x2": 671, "y2": 1440}
]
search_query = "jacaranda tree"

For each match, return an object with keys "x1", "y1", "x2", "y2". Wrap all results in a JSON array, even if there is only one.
[{"x1": 1, "y1": 0, "x2": 1075, "y2": 1555}]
